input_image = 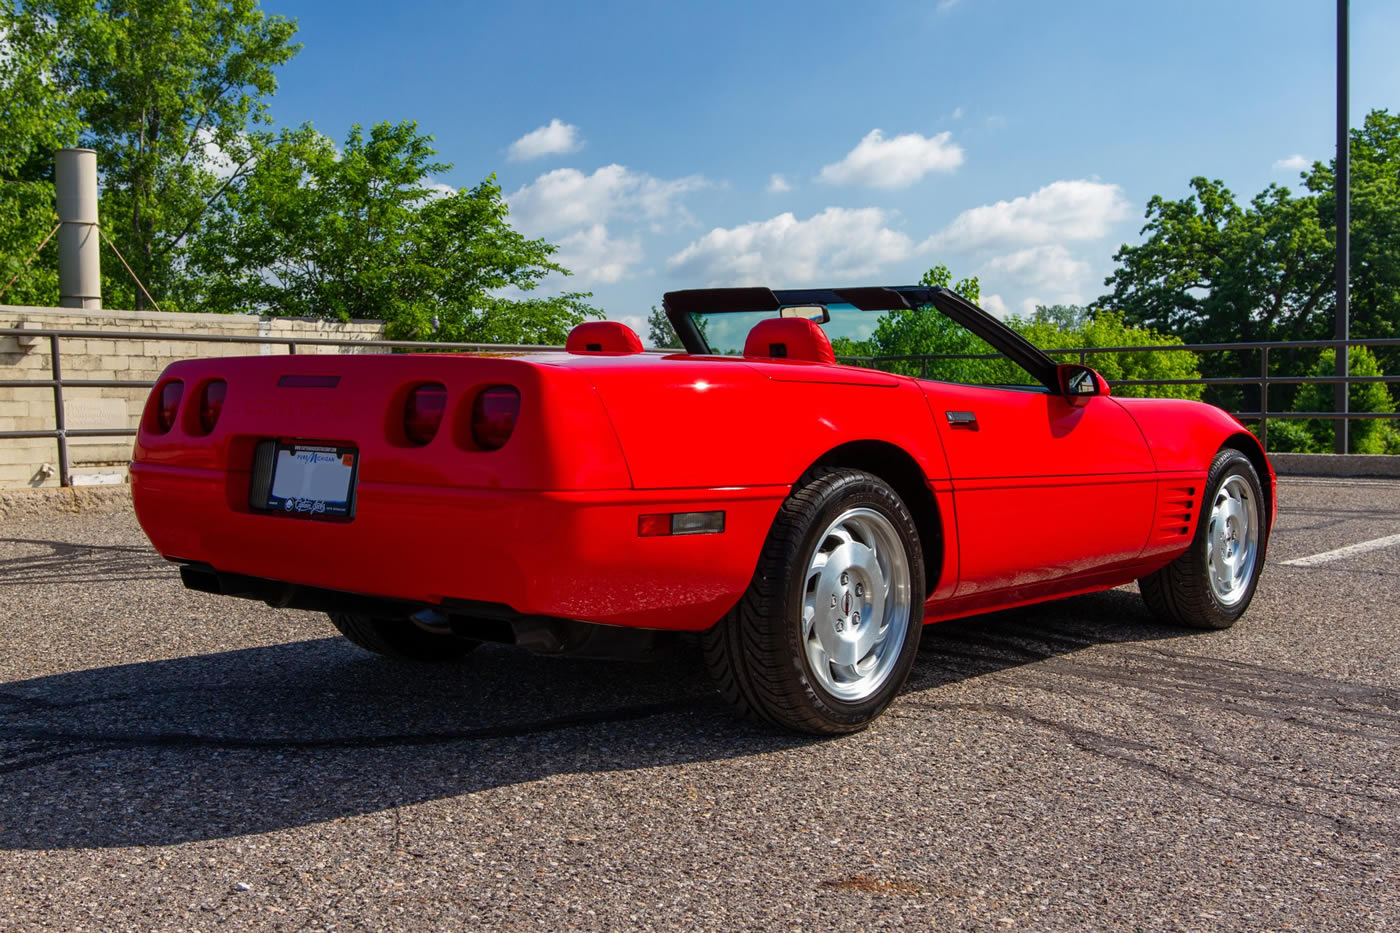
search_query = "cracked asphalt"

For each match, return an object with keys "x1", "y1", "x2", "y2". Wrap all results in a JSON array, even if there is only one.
[{"x1": 0, "y1": 478, "x2": 1397, "y2": 931}]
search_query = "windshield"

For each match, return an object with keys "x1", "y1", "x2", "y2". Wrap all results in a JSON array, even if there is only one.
[{"x1": 689, "y1": 302, "x2": 1042, "y2": 388}]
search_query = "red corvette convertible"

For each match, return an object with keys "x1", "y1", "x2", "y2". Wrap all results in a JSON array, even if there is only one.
[{"x1": 131, "y1": 286, "x2": 1274, "y2": 733}]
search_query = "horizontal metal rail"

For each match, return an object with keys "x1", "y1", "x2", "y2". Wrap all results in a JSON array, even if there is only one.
[{"x1": 2, "y1": 325, "x2": 1397, "y2": 486}]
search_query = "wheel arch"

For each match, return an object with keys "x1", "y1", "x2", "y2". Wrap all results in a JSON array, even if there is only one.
[
  {"x1": 803, "y1": 440, "x2": 945, "y2": 594},
  {"x1": 1222, "y1": 431, "x2": 1274, "y2": 532}
]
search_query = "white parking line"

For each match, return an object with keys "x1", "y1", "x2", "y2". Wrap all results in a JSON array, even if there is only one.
[{"x1": 1281, "y1": 533, "x2": 1400, "y2": 567}]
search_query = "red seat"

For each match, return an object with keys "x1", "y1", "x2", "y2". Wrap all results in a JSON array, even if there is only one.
[
  {"x1": 565, "y1": 321, "x2": 644, "y2": 354},
  {"x1": 742, "y1": 317, "x2": 835, "y2": 364}
]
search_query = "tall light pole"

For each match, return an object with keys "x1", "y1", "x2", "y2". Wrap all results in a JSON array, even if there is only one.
[{"x1": 1334, "y1": 0, "x2": 1350, "y2": 454}]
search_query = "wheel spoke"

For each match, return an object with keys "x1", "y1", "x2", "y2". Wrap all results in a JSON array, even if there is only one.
[{"x1": 797, "y1": 506, "x2": 912, "y2": 702}]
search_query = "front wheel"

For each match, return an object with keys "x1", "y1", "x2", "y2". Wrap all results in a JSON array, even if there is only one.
[
  {"x1": 703, "y1": 467, "x2": 926, "y2": 734},
  {"x1": 1138, "y1": 448, "x2": 1267, "y2": 630}
]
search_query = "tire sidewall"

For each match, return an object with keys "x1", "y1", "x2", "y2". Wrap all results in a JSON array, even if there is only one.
[
  {"x1": 1192, "y1": 451, "x2": 1266, "y2": 624},
  {"x1": 781, "y1": 472, "x2": 926, "y2": 727}
]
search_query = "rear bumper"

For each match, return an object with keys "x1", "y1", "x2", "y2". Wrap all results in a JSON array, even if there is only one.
[{"x1": 132, "y1": 462, "x2": 785, "y2": 631}]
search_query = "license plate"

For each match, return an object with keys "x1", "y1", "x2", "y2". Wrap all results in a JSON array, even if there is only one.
[{"x1": 264, "y1": 442, "x2": 359, "y2": 519}]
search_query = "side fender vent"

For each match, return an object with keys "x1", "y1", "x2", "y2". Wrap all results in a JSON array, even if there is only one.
[{"x1": 1155, "y1": 484, "x2": 1197, "y2": 540}]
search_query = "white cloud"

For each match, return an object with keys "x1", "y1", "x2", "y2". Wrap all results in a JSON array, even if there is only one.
[
  {"x1": 819, "y1": 129, "x2": 964, "y2": 190},
  {"x1": 1274, "y1": 153, "x2": 1310, "y2": 172},
  {"x1": 196, "y1": 129, "x2": 249, "y2": 181},
  {"x1": 666, "y1": 207, "x2": 912, "y2": 286},
  {"x1": 767, "y1": 173, "x2": 793, "y2": 193},
  {"x1": 553, "y1": 224, "x2": 643, "y2": 284},
  {"x1": 922, "y1": 179, "x2": 1130, "y2": 252},
  {"x1": 937, "y1": 0, "x2": 961, "y2": 10},
  {"x1": 951, "y1": 106, "x2": 965, "y2": 120},
  {"x1": 421, "y1": 178, "x2": 457, "y2": 200},
  {"x1": 506, "y1": 164, "x2": 708, "y2": 236},
  {"x1": 980, "y1": 245, "x2": 1091, "y2": 296},
  {"x1": 507, "y1": 119, "x2": 583, "y2": 161},
  {"x1": 979, "y1": 293, "x2": 1010, "y2": 319}
]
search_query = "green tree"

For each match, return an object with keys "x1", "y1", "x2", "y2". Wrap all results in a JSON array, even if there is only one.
[
  {"x1": 3, "y1": 0, "x2": 302, "y2": 310},
  {"x1": 1268, "y1": 347, "x2": 1400, "y2": 454},
  {"x1": 1101, "y1": 176, "x2": 1333, "y2": 347},
  {"x1": 1006, "y1": 311, "x2": 1204, "y2": 400},
  {"x1": 648, "y1": 306, "x2": 681, "y2": 349},
  {"x1": 188, "y1": 122, "x2": 598, "y2": 342},
  {"x1": 1102, "y1": 109, "x2": 1400, "y2": 415},
  {"x1": 1026, "y1": 303, "x2": 1091, "y2": 330},
  {"x1": 0, "y1": 4, "x2": 81, "y2": 304}
]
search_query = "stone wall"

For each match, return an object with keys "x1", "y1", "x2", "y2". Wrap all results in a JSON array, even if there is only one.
[{"x1": 0, "y1": 305, "x2": 385, "y2": 488}]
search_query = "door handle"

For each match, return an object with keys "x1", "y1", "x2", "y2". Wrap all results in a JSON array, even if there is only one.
[{"x1": 946, "y1": 410, "x2": 978, "y2": 430}]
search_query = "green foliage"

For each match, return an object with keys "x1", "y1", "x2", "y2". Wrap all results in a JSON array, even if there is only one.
[
  {"x1": 1007, "y1": 311, "x2": 1205, "y2": 400},
  {"x1": 1026, "y1": 303, "x2": 1091, "y2": 330},
  {"x1": 3, "y1": 0, "x2": 302, "y2": 310},
  {"x1": 1273, "y1": 347, "x2": 1400, "y2": 454},
  {"x1": 187, "y1": 122, "x2": 598, "y2": 342},
  {"x1": 856, "y1": 264, "x2": 1025, "y2": 382},
  {"x1": 648, "y1": 306, "x2": 681, "y2": 349},
  {"x1": 0, "y1": 5, "x2": 81, "y2": 304}
]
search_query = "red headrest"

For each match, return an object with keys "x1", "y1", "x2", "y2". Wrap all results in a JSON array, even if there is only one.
[
  {"x1": 742, "y1": 317, "x2": 835, "y2": 364},
  {"x1": 565, "y1": 321, "x2": 644, "y2": 354}
]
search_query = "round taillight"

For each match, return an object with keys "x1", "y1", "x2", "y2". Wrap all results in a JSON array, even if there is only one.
[
  {"x1": 471, "y1": 386, "x2": 520, "y2": 451},
  {"x1": 198, "y1": 380, "x2": 227, "y2": 434},
  {"x1": 155, "y1": 380, "x2": 184, "y2": 433},
  {"x1": 403, "y1": 383, "x2": 447, "y2": 446}
]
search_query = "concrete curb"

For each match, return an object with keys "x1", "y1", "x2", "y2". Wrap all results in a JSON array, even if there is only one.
[
  {"x1": 0, "y1": 484, "x2": 132, "y2": 522},
  {"x1": 1268, "y1": 452, "x2": 1400, "y2": 479}
]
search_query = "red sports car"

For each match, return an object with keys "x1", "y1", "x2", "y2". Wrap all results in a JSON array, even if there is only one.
[{"x1": 131, "y1": 286, "x2": 1274, "y2": 734}]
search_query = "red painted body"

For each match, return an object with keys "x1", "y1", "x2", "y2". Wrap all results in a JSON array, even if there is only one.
[{"x1": 131, "y1": 346, "x2": 1276, "y2": 632}]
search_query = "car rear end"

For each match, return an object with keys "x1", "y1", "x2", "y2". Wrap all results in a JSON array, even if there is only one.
[{"x1": 131, "y1": 353, "x2": 782, "y2": 632}]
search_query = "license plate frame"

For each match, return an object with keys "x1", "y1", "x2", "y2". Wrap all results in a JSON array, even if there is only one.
[{"x1": 261, "y1": 441, "x2": 360, "y2": 520}]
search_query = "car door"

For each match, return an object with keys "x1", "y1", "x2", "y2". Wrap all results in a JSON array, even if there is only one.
[{"x1": 922, "y1": 381, "x2": 1157, "y2": 598}]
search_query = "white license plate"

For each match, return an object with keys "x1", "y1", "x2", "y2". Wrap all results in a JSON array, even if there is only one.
[{"x1": 264, "y1": 442, "x2": 359, "y2": 519}]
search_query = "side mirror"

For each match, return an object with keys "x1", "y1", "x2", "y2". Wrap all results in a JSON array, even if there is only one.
[{"x1": 1057, "y1": 363, "x2": 1109, "y2": 399}]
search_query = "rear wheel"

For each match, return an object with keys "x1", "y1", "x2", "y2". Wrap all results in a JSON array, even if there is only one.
[
  {"x1": 703, "y1": 467, "x2": 925, "y2": 734},
  {"x1": 1138, "y1": 448, "x2": 1266, "y2": 630},
  {"x1": 328, "y1": 612, "x2": 479, "y2": 662}
]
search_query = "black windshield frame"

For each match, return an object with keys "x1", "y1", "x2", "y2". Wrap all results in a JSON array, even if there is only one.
[{"x1": 661, "y1": 285, "x2": 1059, "y2": 390}]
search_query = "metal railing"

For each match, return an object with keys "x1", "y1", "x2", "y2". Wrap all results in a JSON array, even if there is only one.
[
  {"x1": 0, "y1": 326, "x2": 563, "y2": 487},
  {"x1": 1, "y1": 326, "x2": 1397, "y2": 487}
]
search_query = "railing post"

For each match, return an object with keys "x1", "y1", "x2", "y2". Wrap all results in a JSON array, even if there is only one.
[
  {"x1": 1079, "y1": 351, "x2": 1087, "y2": 366},
  {"x1": 50, "y1": 334, "x2": 70, "y2": 487},
  {"x1": 288, "y1": 341, "x2": 297, "y2": 355},
  {"x1": 1259, "y1": 347, "x2": 1269, "y2": 450}
]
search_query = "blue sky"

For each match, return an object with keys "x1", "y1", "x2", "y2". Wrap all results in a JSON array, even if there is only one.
[{"x1": 265, "y1": 0, "x2": 1398, "y2": 339}]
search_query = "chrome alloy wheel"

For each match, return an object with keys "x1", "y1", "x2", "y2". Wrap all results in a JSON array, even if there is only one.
[
  {"x1": 800, "y1": 507, "x2": 912, "y2": 701},
  {"x1": 1207, "y1": 474, "x2": 1260, "y2": 607}
]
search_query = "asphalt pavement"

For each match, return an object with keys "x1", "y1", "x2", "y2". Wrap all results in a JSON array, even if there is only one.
[{"x1": 0, "y1": 478, "x2": 1397, "y2": 931}]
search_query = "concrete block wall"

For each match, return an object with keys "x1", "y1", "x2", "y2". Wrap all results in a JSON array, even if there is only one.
[{"x1": 0, "y1": 305, "x2": 386, "y2": 488}]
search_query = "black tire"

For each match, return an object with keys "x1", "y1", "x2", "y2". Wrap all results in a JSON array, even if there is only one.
[
  {"x1": 327, "y1": 612, "x2": 479, "y2": 662},
  {"x1": 702, "y1": 467, "x2": 926, "y2": 734},
  {"x1": 1138, "y1": 448, "x2": 1267, "y2": 630}
]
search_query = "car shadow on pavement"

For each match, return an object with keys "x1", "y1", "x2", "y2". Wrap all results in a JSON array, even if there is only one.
[{"x1": 0, "y1": 588, "x2": 1190, "y2": 850}]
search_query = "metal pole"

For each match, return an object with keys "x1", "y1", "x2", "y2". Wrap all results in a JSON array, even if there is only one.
[
  {"x1": 50, "y1": 334, "x2": 70, "y2": 487},
  {"x1": 1259, "y1": 347, "x2": 1269, "y2": 450},
  {"x1": 1334, "y1": 0, "x2": 1350, "y2": 454},
  {"x1": 55, "y1": 148, "x2": 102, "y2": 310}
]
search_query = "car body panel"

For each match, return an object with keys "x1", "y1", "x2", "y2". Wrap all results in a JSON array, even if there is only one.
[{"x1": 920, "y1": 383, "x2": 1158, "y2": 596}]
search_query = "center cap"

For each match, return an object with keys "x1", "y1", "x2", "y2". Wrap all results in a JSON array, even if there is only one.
[{"x1": 842, "y1": 592, "x2": 853, "y2": 616}]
